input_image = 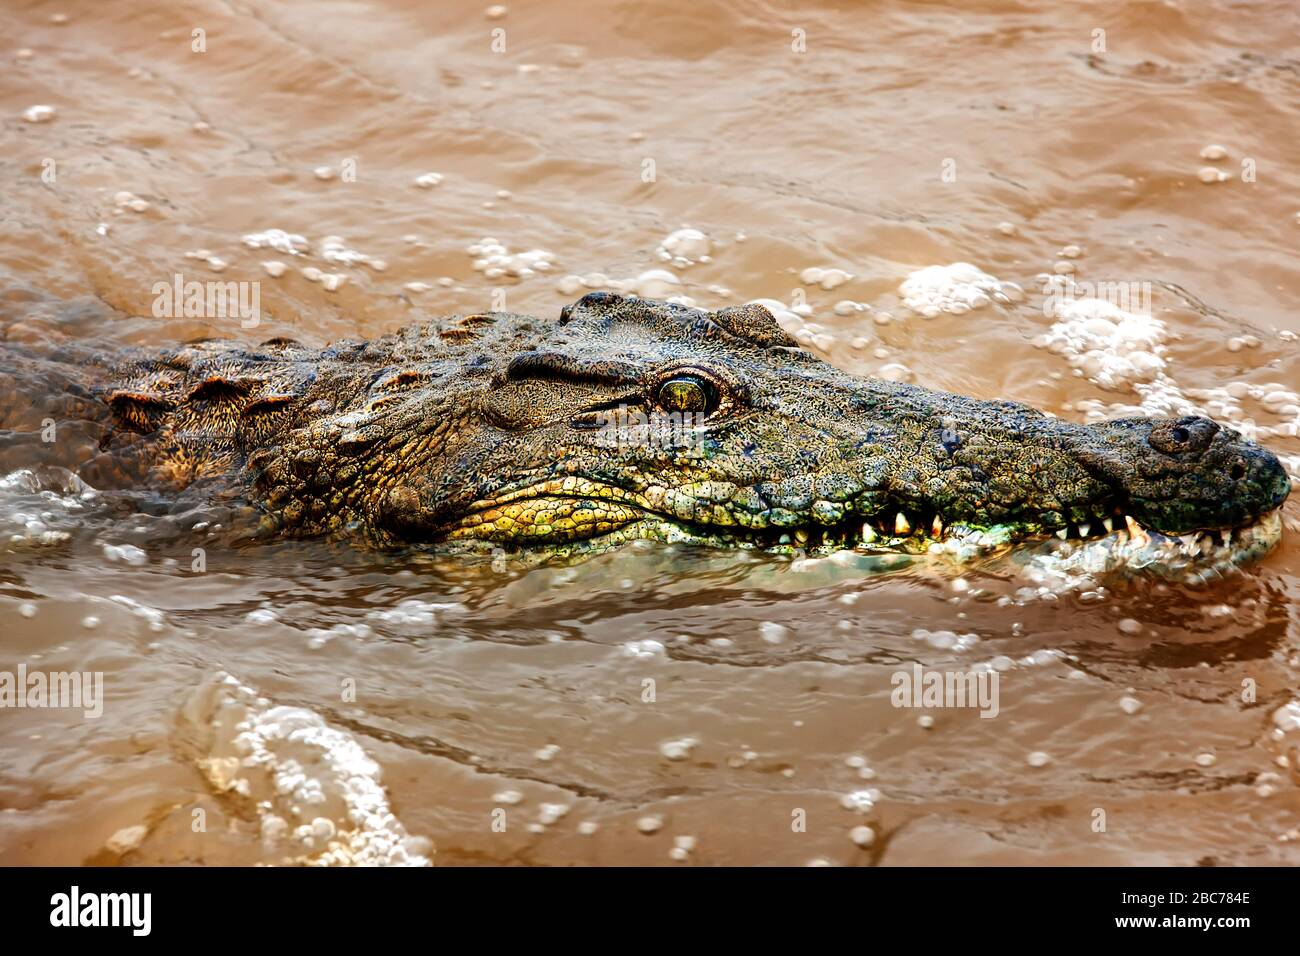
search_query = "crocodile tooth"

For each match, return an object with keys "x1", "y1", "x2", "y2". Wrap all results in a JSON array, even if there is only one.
[
  {"x1": 861, "y1": 523, "x2": 877, "y2": 543},
  {"x1": 894, "y1": 512, "x2": 911, "y2": 536},
  {"x1": 778, "y1": 533, "x2": 791, "y2": 545},
  {"x1": 931, "y1": 515, "x2": 944, "y2": 538},
  {"x1": 1055, "y1": 527, "x2": 1068, "y2": 540},
  {"x1": 794, "y1": 528, "x2": 809, "y2": 545},
  {"x1": 1078, "y1": 522, "x2": 1091, "y2": 538},
  {"x1": 1124, "y1": 515, "x2": 1149, "y2": 545},
  {"x1": 1102, "y1": 517, "x2": 1114, "y2": 533}
]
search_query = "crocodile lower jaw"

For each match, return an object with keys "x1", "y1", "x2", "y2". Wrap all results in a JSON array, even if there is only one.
[{"x1": 440, "y1": 483, "x2": 1284, "y2": 571}]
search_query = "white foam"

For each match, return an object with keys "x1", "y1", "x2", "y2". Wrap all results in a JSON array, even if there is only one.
[
  {"x1": 467, "y1": 238, "x2": 555, "y2": 280},
  {"x1": 22, "y1": 104, "x2": 56, "y2": 123},
  {"x1": 242, "y1": 229, "x2": 310, "y2": 256},
  {"x1": 319, "y1": 235, "x2": 385, "y2": 271},
  {"x1": 181, "y1": 673, "x2": 432, "y2": 866},
  {"x1": 800, "y1": 266, "x2": 854, "y2": 291},
  {"x1": 899, "y1": 263, "x2": 1022, "y2": 317},
  {"x1": 1, "y1": 468, "x2": 94, "y2": 547},
  {"x1": 555, "y1": 269, "x2": 692, "y2": 305},
  {"x1": 1038, "y1": 293, "x2": 1169, "y2": 391}
]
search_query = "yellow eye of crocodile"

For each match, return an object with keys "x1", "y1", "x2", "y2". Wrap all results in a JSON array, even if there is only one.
[{"x1": 657, "y1": 376, "x2": 712, "y2": 413}]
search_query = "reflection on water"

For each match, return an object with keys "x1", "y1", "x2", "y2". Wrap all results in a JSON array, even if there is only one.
[{"x1": 1, "y1": 0, "x2": 1298, "y2": 865}]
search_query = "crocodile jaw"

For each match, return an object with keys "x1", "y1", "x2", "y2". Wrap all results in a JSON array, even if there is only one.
[{"x1": 441, "y1": 478, "x2": 1284, "y2": 573}]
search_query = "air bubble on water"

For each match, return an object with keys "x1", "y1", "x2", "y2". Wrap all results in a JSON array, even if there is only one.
[
  {"x1": 840, "y1": 790, "x2": 876, "y2": 813},
  {"x1": 313, "y1": 166, "x2": 336, "y2": 181},
  {"x1": 657, "y1": 228, "x2": 711, "y2": 265},
  {"x1": 468, "y1": 238, "x2": 555, "y2": 279},
  {"x1": 1119, "y1": 696, "x2": 1142, "y2": 715},
  {"x1": 799, "y1": 266, "x2": 853, "y2": 290},
  {"x1": 633, "y1": 269, "x2": 681, "y2": 298},
  {"x1": 22, "y1": 104, "x2": 55, "y2": 123},
  {"x1": 19, "y1": 603, "x2": 36, "y2": 618},
  {"x1": 918, "y1": 715, "x2": 934, "y2": 729},
  {"x1": 1117, "y1": 618, "x2": 1142, "y2": 635},
  {"x1": 404, "y1": 281, "x2": 432, "y2": 293},
  {"x1": 113, "y1": 191, "x2": 150, "y2": 213},
  {"x1": 1026, "y1": 751, "x2": 1051, "y2": 767},
  {"x1": 243, "y1": 229, "x2": 309, "y2": 256},
  {"x1": 535, "y1": 744, "x2": 560, "y2": 762},
  {"x1": 414, "y1": 172, "x2": 444, "y2": 189},
  {"x1": 494, "y1": 789, "x2": 524, "y2": 805},
  {"x1": 538, "y1": 803, "x2": 570, "y2": 825},
  {"x1": 1197, "y1": 167, "x2": 1229, "y2": 184},
  {"x1": 997, "y1": 221, "x2": 1018, "y2": 236},
  {"x1": 759, "y1": 621, "x2": 788, "y2": 644},
  {"x1": 245, "y1": 608, "x2": 278, "y2": 625},
  {"x1": 577, "y1": 821, "x2": 599, "y2": 835},
  {"x1": 81, "y1": 616, "x2": 100, "y2": 630},
  {"x1": 103, "y1": 543, "x2": 147, "y2": 565},
  {"x1": 624, "y1": 639, "x2": 665, "y2": 658},
  {"x1": 263, "y1": 261, "x2": 287, "y2": 278},
  {"x1": 320, "y1": 235, "x2": 383, "y2": 271},
  {"x1": 485, "y1": 5, "x2": 508, "y2": 19},
  {"x1": 849, "y1": 825, "x2": 875, "y2": 847},
  {"x1": 876, "y1": 362, "x2": 914, "y2": 382},
  {"x1": 659, "y1": 737, "x2": 698, "y2": 761},
  {"x1": 1195, "y1": 752, "x2": 1216, "y2": 768},
  {"x1": 1200, "y1": 144, "x2": 1228, "y2": 161},
  {"x1": 636, "y1": 815, "x2": 663, "y2": 834}
]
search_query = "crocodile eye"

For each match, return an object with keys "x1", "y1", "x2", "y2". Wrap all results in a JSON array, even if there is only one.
[{"x1": 657, "y1": 376, "x2": 713, "y2": 414}]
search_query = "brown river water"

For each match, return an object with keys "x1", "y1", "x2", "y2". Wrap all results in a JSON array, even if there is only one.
[{"x1": 1, "y1": 0, "x2": 1299, "y2": 866}]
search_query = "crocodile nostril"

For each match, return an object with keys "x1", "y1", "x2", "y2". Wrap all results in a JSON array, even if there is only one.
[
  {"x1": 1229, "y1": 460, "x2": 1246, "y2": 481},
  {"x1": 1147, "y1": 416, "x2": 1219, "y2": 455}
]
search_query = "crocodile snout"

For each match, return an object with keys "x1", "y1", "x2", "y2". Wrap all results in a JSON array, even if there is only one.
[{"x1": 1084, "y1": 416, "x2": 1291, "y2": 534}]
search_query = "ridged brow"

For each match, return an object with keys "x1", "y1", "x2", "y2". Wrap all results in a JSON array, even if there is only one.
[{"x1": 503, "y1": 351, "x2": 644, "y2": 387}]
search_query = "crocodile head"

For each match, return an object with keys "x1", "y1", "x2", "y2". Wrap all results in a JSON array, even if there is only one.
[{"x1": 338, "y1": 292, "x2": 1289, "y2": 571}]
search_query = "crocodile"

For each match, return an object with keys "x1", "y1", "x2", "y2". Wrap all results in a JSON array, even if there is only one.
[{"x1": 89, "y1": 292, "x2": 1289, "y2": 569}]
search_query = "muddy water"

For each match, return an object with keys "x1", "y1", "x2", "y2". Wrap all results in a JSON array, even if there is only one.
[{"x1": 2, "y1": 0, "x2": 1300, "y2": 866}]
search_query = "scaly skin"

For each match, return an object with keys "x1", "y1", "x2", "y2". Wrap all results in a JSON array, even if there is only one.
[{"x1": 98, "y1": 293, "x2": 1291, "y2": 564}]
